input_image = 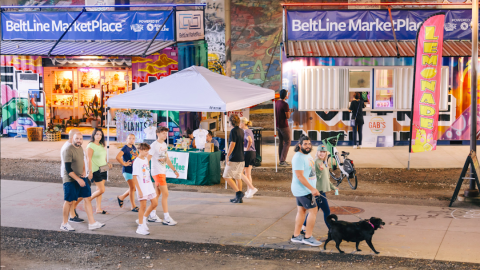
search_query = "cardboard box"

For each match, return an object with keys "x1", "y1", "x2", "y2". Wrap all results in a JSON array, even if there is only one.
[{"x1": 204, "y1": 143, "x2": 214, "y2": 153}]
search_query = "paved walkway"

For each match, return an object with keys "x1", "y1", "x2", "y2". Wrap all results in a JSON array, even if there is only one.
[
  {"x1": 1, "y1": 137, "x2": 471, "y2": 168},
  {"x1": 2, "y1": 180, "x2": 479, "y2": 263}
]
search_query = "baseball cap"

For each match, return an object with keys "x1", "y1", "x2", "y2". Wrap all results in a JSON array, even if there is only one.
[{"x1": 317, "y1": 144, "x2": 327, "y2": 152}]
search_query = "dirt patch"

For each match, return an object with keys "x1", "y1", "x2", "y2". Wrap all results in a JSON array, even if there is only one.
[
  {"x1": 1, "y1": 227, "x2": 478, "y2": 270},
  {"x1": 1, "y1": 158, "x2": 476, "y2": 206}
]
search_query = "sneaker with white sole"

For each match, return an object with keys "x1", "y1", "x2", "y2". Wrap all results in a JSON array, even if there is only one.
[
  {"x1": 88, "y1": 221, "x2": 105, "y2": 230},
  {"x1": 69, "y1": 216, "x2": 84, "y2": 223},
  {"x1": 162, "y1": 216, "x2": 177, "y2": 226},
  {"x1": 60, "y1": 223, "x2": 75, "y2": 231},
  {"x1": 136, "y1": 225, "x2": 150, "y2": 235},
  {"x1": 291, "y1": 234, "x2": 304, "y2": 243},
  {"x1": 353, "y1": 145, "x2": 357, "y2": 149},
  {"x1": 247, "y1": 188, "x2": 258, "y2": 198},
  {"x1": 302, "y1": 236, "x2": 323, "y2": 247},
  {"x1": 147, "y1": 215, "x2": 163, "y2": 223},
  {"x1": 136, "y1": 219, "x2": 150, "y2": 231}
]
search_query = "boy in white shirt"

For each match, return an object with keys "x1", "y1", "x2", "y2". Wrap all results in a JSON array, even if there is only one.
[
  {"x1": 148, "y1": 127, "x2": 180, "y2": 226},
  {"x1": 132, "y1": 143, "x2": 158, "y2": 235}
]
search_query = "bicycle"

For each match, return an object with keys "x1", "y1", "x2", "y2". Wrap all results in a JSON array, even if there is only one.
[{"x1": 321, "y1": 134, "x2": 358, "y2": 190}]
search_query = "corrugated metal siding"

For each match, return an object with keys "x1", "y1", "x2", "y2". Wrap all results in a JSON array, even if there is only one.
[
  {"x1": 287, "y1": 40, "x2": 480, "y2": 57},
  {"x1": 1, "y1": 40, "x2": 175, "y2": 56}
]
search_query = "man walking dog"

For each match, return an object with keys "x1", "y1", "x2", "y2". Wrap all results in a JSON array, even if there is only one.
[{"x1": 290, "y1": 135, "x2": 322, "y2": 246}]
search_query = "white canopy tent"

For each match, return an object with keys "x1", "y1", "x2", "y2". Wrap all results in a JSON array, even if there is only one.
[{"x1": 105, "y1": 66, "x2": 278, "y2": 183}]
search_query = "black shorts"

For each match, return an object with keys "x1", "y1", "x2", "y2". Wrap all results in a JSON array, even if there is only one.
[
  {"x1": 244, "y1": 151, "x2": 256, "y2": 167},
  {"x1": 296, "y1": 194, "x2": 317, "y2": 209},
  {"x1": 91, "y1": 170, "x2": 107, "y2": 183}
]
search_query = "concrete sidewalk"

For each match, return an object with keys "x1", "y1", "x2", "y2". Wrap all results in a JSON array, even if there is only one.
[
  {"x1": 0, "y1": 137, "x2": 471, "y2": 168},
  {"x1": 2, "y1": 179, "x2": 479, "y2": 263}
]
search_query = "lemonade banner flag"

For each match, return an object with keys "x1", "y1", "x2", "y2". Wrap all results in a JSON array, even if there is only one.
[{"x1": 409, "y1": 13, "x2": 445, "y2": 153}]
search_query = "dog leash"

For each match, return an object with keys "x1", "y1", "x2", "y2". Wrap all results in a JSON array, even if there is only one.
[{"x1": 317, "y1": 193, "x2": 364, "y2": 222}]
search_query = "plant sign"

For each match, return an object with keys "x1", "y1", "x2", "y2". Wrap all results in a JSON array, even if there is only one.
[{"x1": 116, "y1": 111, "x2": 153, "y2": 143}]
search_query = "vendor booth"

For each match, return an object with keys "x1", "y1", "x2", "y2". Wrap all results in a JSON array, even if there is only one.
[
  {"x1": 282, "y1": 5, "x2": 480, "y2": 146},
  {"x1": 106, "y1": 65, "x2": 275, "y2": 185},
  {"x1": 1, "y1": 4, "x2": 208, "y2": 138}
]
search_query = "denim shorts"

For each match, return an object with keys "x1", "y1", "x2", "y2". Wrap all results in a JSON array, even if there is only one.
[
  {"x1": 123, "y1": 173, "x2": 133, "y2": 181},
  {"x1": 63, "y1": 178, "x2": 91, "y2": 202},
  {"x1": 295, "y1": 194, "x2": 317, "y2": 209}
]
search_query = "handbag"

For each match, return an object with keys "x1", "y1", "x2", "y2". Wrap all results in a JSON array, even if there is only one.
[
  {"x1": 99, "y1": 165, "x2": 109, "y2": 173},
  {"x1": 350, "y1": 100, "x2": 361, "y2": 127}
]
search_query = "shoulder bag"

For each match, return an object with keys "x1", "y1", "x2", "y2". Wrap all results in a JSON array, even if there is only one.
[{"x1": 350, "y1": 101, "x2": 361, "y2": 127}]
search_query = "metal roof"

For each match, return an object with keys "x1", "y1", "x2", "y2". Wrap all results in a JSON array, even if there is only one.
[
  {"x1": 1, "y1": 40, "x2": 176, "y2": 56},
  {"x1": 287, "y1": 40, "x2": 480, "y2": 58}
]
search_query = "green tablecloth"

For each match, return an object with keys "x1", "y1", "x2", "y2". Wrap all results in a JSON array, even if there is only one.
[{"x1": 166, "y1": 149, "x2": 221, "y2": 186}]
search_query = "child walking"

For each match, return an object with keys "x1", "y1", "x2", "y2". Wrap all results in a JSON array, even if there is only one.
[
  {"x1": 148, "y1": 127, "x2": 179, "y2": 226},
  {"x1": 302, "y1": 145, "x2": 338, "y2": 234},
  {"x1": 132, "y1": 143, "x2": 158, "y2": 235},
  {"x1": 116, "y1": 134, "x2": 139, "y2": 212}
]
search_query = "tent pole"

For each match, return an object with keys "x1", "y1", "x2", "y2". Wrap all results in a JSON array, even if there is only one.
[
  {"x1": 166, "y1": 110, "x2": 169, "y2": 146},
  {"x1": 106, "y1": 108, "x2": 110, "y2": 182},
  {"x1": 273, "y1": 100, "x2": 277, "y2": 173},
  {"x1": 225, "y1": 112, "x2": 228, "y2": 189}
]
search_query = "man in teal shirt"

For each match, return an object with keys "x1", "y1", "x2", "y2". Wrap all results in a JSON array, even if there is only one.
[{"x1": 290, "y1": 135, "x2": 322, "y2": 247}]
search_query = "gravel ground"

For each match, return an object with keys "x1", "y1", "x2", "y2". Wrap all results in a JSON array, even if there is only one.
[
  {"x1": 1, "y1": 227, "x2": 479, "y2": 270},
  {"x1": 2, "y1": 158, "x2": 477, "y2": 207}
]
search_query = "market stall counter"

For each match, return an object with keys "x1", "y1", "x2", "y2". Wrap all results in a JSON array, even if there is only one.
[{"x1": 166, "y1": 149, "x2": 221, "y2": 186}]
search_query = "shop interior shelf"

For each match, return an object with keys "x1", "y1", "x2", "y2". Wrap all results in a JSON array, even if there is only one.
[
  {"x1": 52, "y1": 93, "x2": 75, "y2": 95},
  {"x1": 79, "y1": 88, "x2": 101, "y2": 91}
]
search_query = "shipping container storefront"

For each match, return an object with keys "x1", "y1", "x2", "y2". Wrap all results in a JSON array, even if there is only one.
[
  {"x1": 1, "y1": 6, "x2": 207, "y2": 138},
  {"x1": 282, "y1": 8, "x2": 480, "y2": 145}
]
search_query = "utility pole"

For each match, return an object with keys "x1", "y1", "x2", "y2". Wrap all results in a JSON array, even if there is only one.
[{"x1": 467, "y1": 0, "x2": 480, "y2": 198}]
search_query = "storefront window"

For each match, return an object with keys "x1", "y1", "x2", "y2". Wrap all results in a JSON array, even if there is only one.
[
  {"x1": 349, "y1": 70, "x2": 371, "y2": 90},
  {"x1": 374, "y1": 69, "x2": 394, "y2": 109}
]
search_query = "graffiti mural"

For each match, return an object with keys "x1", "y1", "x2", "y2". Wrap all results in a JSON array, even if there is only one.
[
  {"x1": 230, "y1": 0, "x2": 282, "y2": 90},
  {"x1": 197, "y1": 0, "x2": 226, "y2": 75},
  {"x1": 1, "y1": 55, "x2": 44, "y2": 136}
]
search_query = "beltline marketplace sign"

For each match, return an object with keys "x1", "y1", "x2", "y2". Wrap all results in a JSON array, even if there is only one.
[
  {"x1": 362, "y1": 115, "x2": 394, "y2": 148},
  {"x1": 1, "y1": 11, "x2": 174, "y2": 41},
  {"x1": 287, "y1": 10, "x2": 476, "y2": 40},
  {"x1": 166, "y1": 151, "x2": 189, "y2": 179}
]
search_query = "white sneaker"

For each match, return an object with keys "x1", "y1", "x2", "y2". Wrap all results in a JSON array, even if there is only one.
[
  {"x1": 162, "y1": 216, "x2": 177, "y2": 226},
  {"x1": 358, "y1": 145, "x2": 362, "y2": 149},
  {"x1": 136, "y1": 219, "x2": 150, "y2": 231},
  {"x1": 353, "y1": 145, "x2": 357, "y2": 149},
  {"x1": 88, "y1": 221, "x2": 105, "y2": 230},
  {"x1": 136, "y1": 225, "x2": 150, "y2": 235},
  {"x1": 244, "y1": 189, "x2": 252, "y2": 198},
  {"x1": 248, "y1": 188, "x2": 258, "y2": 198},
  {"x1": 60, "y1": 223, "x2": 75, "y2": 231},
  {"x1": 147, "y1": 214, "x2": 163, "y2": 223}
]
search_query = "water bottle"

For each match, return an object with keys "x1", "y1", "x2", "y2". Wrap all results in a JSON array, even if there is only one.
[{"x1": 335, "y1": 189, "x2": 339, "y2": 196}]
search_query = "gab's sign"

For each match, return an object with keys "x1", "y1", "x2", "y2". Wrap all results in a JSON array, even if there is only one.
[
  {"x1": 362, "y1": 115, "x2": 394, "y2": 148},
  {"x1": 166, "y1": 151, "x2": 189, "y2": 179}
]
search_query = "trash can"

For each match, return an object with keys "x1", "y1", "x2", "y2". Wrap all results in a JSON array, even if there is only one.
[
  {"x1": 250, "y1": 127, "x2": 263, "y2": 167},
  {"x1": 27, "y1": 127, "x2": 43, "y2": 141}
]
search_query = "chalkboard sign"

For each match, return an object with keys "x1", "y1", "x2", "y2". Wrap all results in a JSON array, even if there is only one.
[{"x1": 449, "y1": 150, "x2": 480, "y2": 206}]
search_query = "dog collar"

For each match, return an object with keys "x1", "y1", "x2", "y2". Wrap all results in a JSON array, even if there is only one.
[{"x1": 367, "y1": 220, "x2": 375, "y2": 229}]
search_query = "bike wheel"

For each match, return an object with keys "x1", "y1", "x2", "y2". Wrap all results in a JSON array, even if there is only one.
[
  {"x1": 348, "y1": 171, "x2": 358, "y2": 190},
  {"x1": 328, "y1": 155, "x2": 342, "y2": 181}
]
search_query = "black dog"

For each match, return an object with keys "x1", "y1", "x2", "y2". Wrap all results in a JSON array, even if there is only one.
[{"x1": 323, "y1": 214, "x2": 385, "y2": 254}]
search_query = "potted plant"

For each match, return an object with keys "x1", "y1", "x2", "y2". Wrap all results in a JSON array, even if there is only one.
[
  {"x1": 84, "y1": 95, "x2": 102, "y2": 128},
  {"x1": 16, "y1": 100, "x2": 25, "y2": 114},
  {"x1": 45, "y1": 123, "x2": 61, "y2": 141}
]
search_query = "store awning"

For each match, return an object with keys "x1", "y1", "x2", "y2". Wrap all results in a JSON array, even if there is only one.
[
  {"x1": 287, "y1": 40, "x2": 479, "y2": 58},
  {"x1": 0, "y1": 40, "x2": 176, "y2": 56}
]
